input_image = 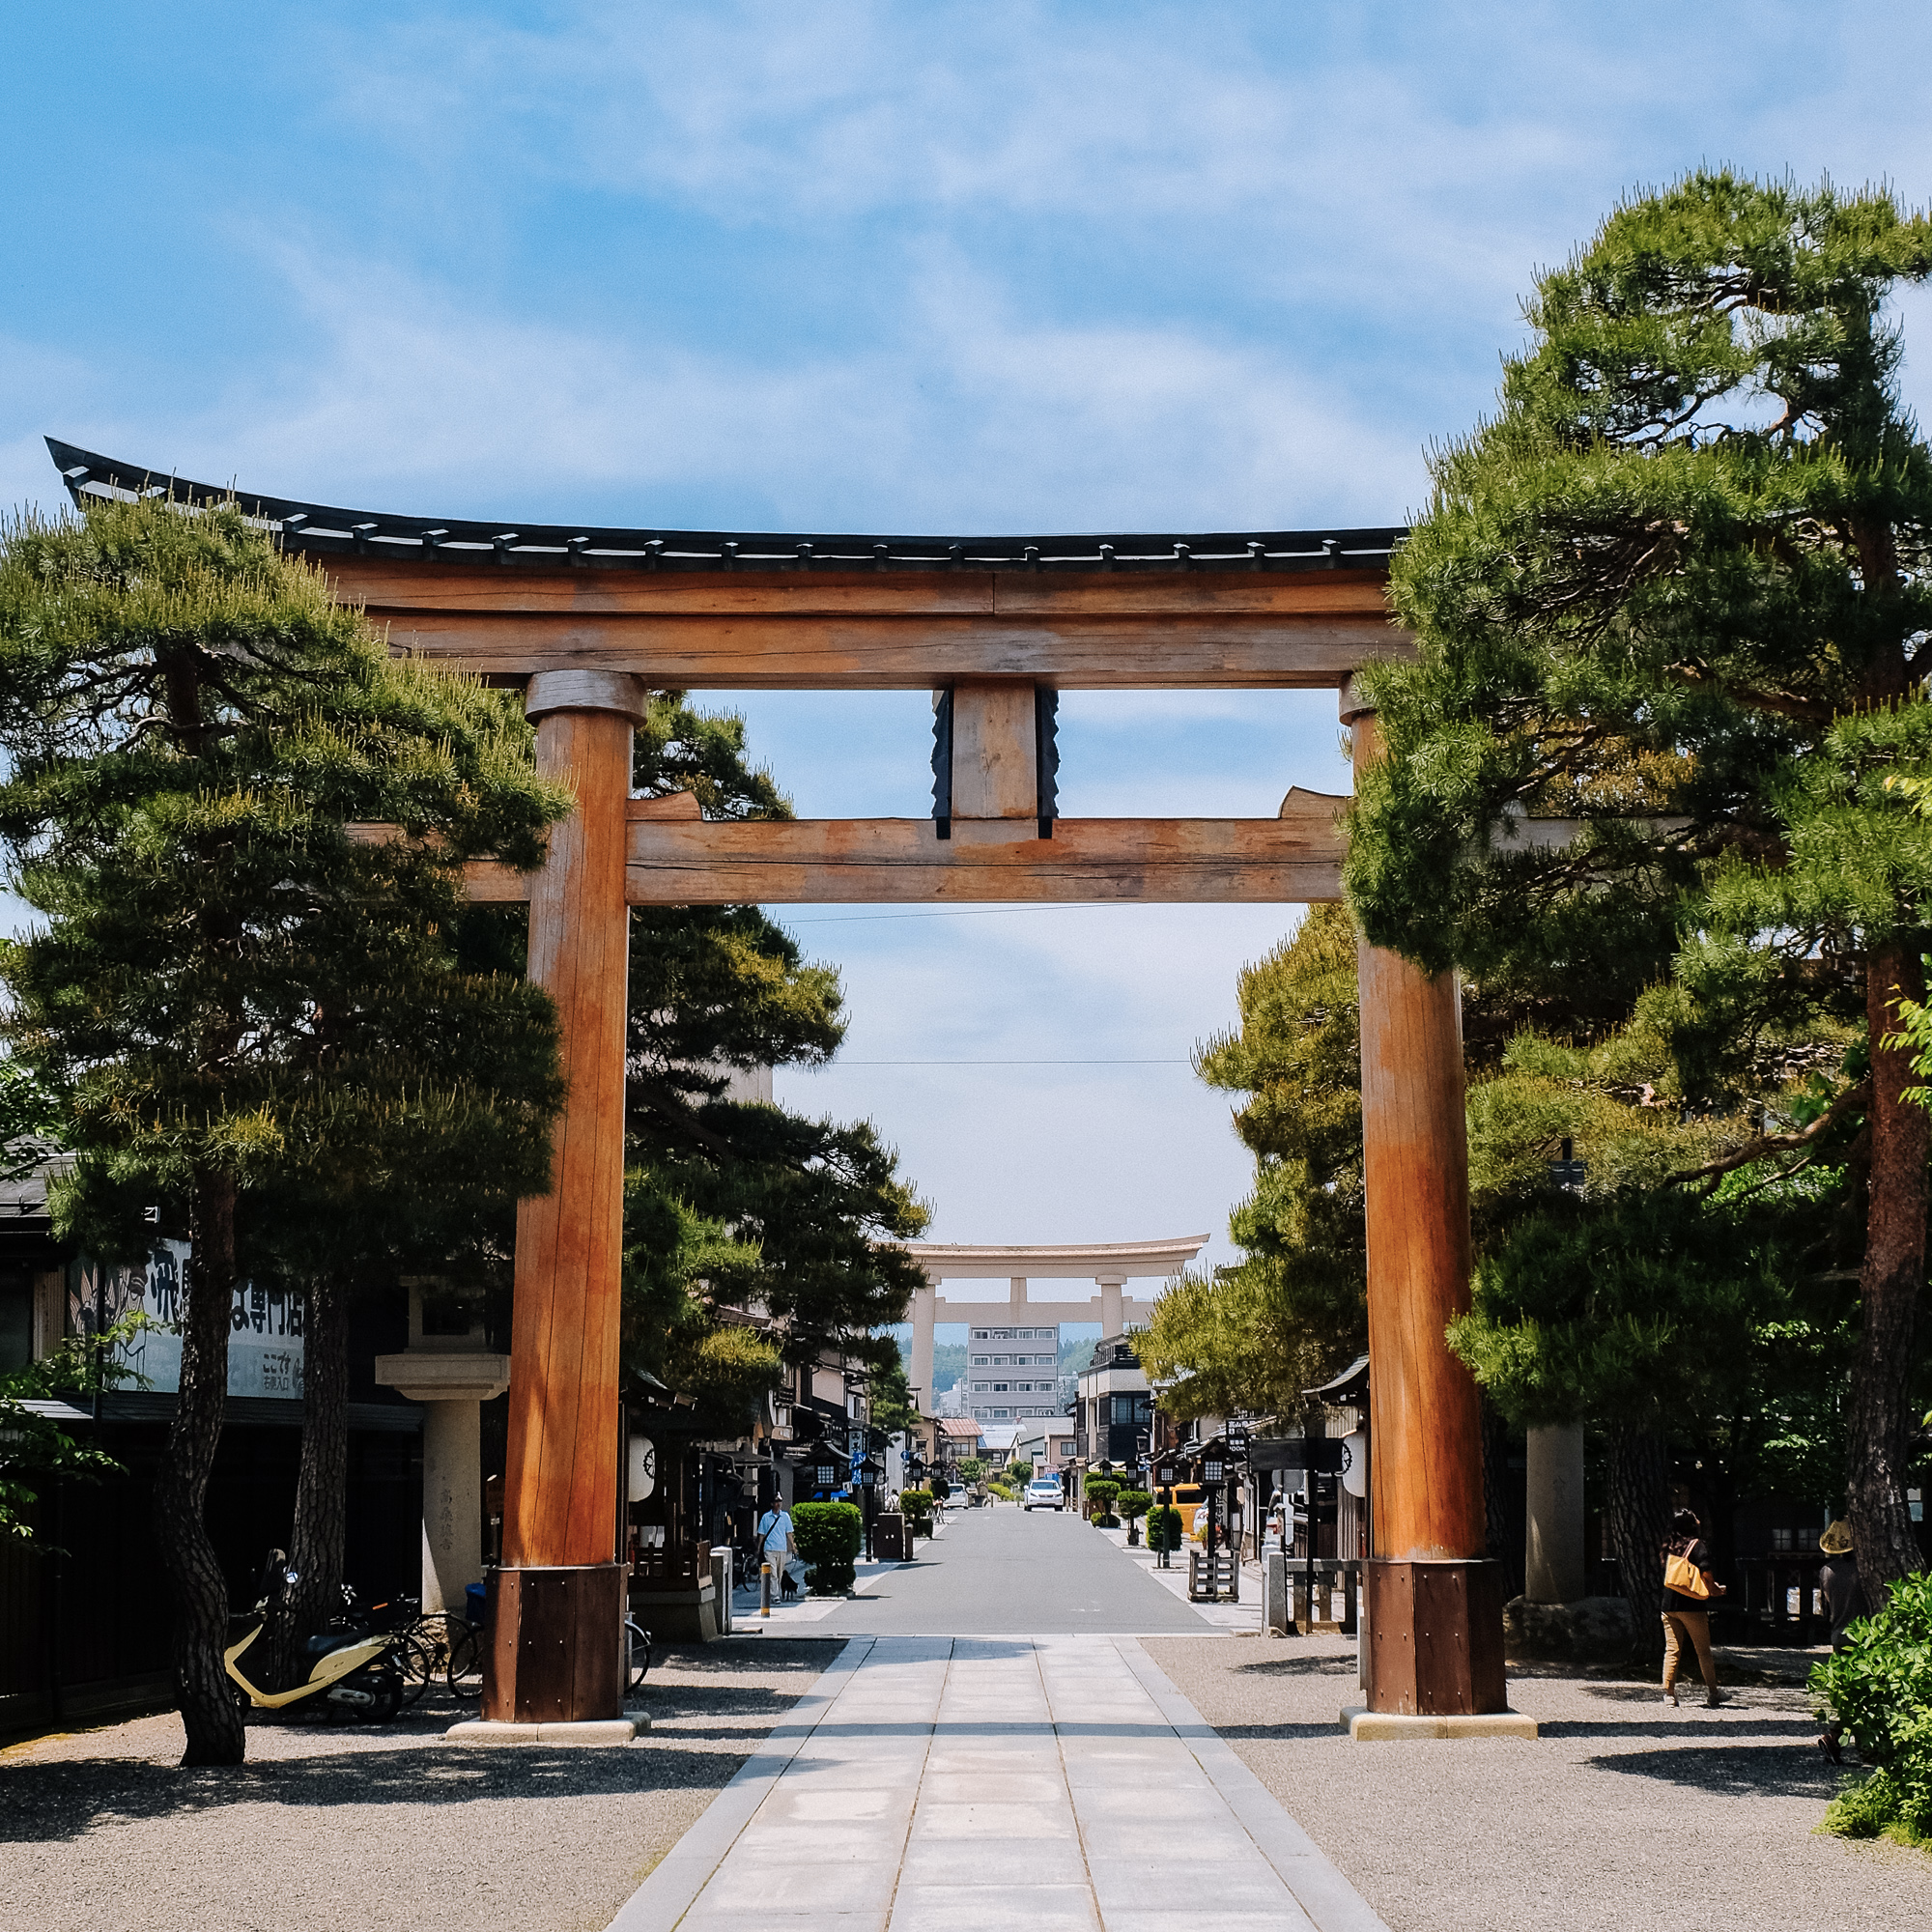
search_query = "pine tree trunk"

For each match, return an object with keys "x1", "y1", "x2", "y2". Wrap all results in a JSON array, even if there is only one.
[
  {"x1": 1606, "y1": 1425, "x2": 1670, "y2": 1674},
  {"x1": 158, "y1": 1170, "x2": 245, "y2": 1766},
  {"x1": 271, "y1": 1275, "x2": 350, "y2": 1690},
  {"x1": 1850, "y1": 944, "x2": 1928, "y2": 1593}
]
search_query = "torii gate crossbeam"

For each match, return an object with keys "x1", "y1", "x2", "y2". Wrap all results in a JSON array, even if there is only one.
[{"x1": 51, "y1": 440, "x2": 1503, "y2": 1728}]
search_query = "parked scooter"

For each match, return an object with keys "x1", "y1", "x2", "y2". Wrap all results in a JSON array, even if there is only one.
[{"x1": 224, "y1": 1549, "x2": 408, "y2": 1720}]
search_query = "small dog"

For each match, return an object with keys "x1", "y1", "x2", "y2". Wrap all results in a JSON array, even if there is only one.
[{"x1": 779, "y1": 1569, "x2": 800, "y2": 1600}]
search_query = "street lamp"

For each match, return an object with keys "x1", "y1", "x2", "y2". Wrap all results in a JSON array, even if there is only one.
[
  {"x1": 856, "y1": 1454, "x2": 882, "y2": 1559},
  {"x1": 1154, "y1": 1457, "x2": 1179, "y2": 1569},
  {"x1": 1200, "y1": 1444, "x2": 1227, "y2": 1596}
]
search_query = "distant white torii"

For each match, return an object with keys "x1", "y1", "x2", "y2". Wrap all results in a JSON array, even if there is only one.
[{"x1": 898, "y1": 1236, "x2": 1207, "y2": 1412}]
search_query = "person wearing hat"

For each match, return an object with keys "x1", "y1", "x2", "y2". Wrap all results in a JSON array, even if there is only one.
[{"x1": 1817, "y1": 1520, "x2": 1866, "y2": 1764}]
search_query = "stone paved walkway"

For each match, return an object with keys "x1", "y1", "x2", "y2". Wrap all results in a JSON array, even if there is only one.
[{"x1": 607, "y1": 1635, "x2": 1386, "y2": 1932}]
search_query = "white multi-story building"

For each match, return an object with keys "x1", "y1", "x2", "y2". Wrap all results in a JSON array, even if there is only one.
[{"x1": 962, "y1": 1321, "x2": 1065, "y2": 1422}]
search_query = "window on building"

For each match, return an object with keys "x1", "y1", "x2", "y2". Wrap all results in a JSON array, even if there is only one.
[
  {"x1": 993, "y1": 1382, "x2": 1009, "y2": 1392},
  {"x1": 993, "y1": 1408, "x2": 1009, "y2": 1418},
  {"x1": 0, "y1": 1268, "x2": 33, "y2": 1375}
]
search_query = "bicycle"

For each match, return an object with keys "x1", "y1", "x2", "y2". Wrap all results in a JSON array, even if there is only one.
[{"x1": 340, "y1": 1588, "x2": 474, "y2": 1709}]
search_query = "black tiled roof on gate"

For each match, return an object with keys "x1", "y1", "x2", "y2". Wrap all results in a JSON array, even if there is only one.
[{"x1": 47, "y1": 439, "x2": 1406, "y2": 577}]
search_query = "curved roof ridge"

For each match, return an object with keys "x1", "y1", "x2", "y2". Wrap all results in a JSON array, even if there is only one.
[{"x1": 46, "y1": 439, "x2": 1404, "y2": 578}]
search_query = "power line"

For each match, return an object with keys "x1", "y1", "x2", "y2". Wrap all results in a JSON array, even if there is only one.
[
  {"x1": 804, "y1": 1057, "x2": 1193, "y2": 1066},
  {"x1": 784, "y1": 902, "x2": 1119, "y2": 925}
]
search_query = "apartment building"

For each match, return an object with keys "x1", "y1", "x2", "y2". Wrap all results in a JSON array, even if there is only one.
[{"x1": 962, "y1": 1321, "x2": 1065, "y2": 1422}]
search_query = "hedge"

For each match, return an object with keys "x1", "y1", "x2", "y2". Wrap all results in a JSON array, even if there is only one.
[
  {"x1": 1815, "y1": 1570, "x2": 1932, "y2": 1843},
  {"x1": 792, "y1": 1500, "x2": 864, "y2": 1594}
]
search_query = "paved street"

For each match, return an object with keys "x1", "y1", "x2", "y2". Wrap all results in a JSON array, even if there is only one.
[
  {"x1": 822, "y1": 1504, "x2": 1217, "y2": 1635},
  {"x1": 608, "y1": 1635, "x2": 1385, "y2": 1932}
]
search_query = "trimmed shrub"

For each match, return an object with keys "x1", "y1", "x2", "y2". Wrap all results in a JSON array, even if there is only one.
[
  {"x1": 898, "y1": 1489, "x2": 936, "y2": 1538},
  {"x1": 1816, "y1": 1571, "x2": 1932, "y2": 1842},
  {"x1": 792, "y1": 1500, "x2": 863, "y2": 1593},
  {"x1": 1146, "y1": 1506, "x2": 1184, "y2": 1552},
  {"x1": 1085, "y1": 1477, "x2": 1122, "y2": 1525}
]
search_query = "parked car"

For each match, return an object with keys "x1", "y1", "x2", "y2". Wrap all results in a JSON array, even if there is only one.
[{"x1": 1023, "y1": 1476, "x2": 1065, "y2": 1512}]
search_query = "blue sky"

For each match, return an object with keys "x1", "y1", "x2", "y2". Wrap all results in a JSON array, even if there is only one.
[{"x1": 6, "y1": 3, "x2": 1932, "y2": 1270}]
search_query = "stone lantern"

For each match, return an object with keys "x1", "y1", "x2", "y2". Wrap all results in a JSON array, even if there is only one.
[{"x1": 375, "y1": 1285, "x2": 512, "y2": 1615}]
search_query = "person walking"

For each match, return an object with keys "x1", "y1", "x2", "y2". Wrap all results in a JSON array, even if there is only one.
[
  {"x1": 1661, "y1": 1508, "x2": 1727, "y2": 1708},
  {"x1": 1817, "y1": 1520, "x2": 1867, "y2": 1764},
  {"x1": 756, "y1": 1495, "x2": 796, "y2": 1598}
]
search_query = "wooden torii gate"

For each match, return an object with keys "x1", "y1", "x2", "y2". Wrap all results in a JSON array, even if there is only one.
[{"x1": 53, "y1": 442, "x2": 1504, "y2": 1728}]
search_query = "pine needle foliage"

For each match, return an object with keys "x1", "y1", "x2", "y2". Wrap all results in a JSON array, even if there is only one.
[
  {"x1": 1140, "y1": 904, "x2": 1367, "y2": 1421},
  {"x1": 0, "y1": 495, "x2": 572, "y2": 1764},
  {"x1": 613, "y1": 696, "x2": 926, "y2": 1420},
  {"x1": 1347, "y1": 170, "x2": 1932, "y2": 1586}
]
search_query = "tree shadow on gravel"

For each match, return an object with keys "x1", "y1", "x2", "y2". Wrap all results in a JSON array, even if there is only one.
[
  {"x1": 1587, "y1": 1743, "x2": 1839, "y2": 1800},
  {"x1": 1538, "y1": 1717, "x2": 1818, "y2": 1741},
  {"x1": 1203, "y1": 1721, "x2": 1347, "y2": 1742},
  {"x1": 1, "y1": 1741, "x2": 751, "y2": 1844},
  {"x1": 1215, "y1": 1654, "x2": 1358, "y2": 1680}
]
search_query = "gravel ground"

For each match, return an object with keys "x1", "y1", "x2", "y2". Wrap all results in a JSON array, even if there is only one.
[
  {"x1": 0, "y1": 1636, "x2": 841, "y2": 1932},
  {"x1": 1142, "y1": 1632, "x2": 1932, "y2": 1931}
]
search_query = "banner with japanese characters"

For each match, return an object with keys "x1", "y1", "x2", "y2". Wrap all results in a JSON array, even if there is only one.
[{"x1": 69, "y1": 1243, "x2": 305, "y2": 1400}]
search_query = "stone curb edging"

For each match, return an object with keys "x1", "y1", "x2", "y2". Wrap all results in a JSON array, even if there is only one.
[
  {"x1": 1116, "y1": 1636, "x2": 1393, "y2": 1932},
  {"x1": 602, "y1": 1635, "x2": 875, "y2": 1932},
  {"x1": 448, "y1": 1717, "x2": 643, "y2": 1746}
]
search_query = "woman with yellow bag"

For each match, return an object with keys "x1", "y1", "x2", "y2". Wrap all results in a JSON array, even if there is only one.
[{"x1": 1661, "y1": 1508, "x2": 1728, "y2": 1707}]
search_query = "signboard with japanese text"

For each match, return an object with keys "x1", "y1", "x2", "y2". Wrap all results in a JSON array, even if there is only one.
[{"x1": 68, "y1": 1243, "x2": 304, "y2": 1400}]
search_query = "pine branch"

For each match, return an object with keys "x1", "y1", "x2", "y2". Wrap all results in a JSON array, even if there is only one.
[{"x1": 1665, "y1": 1079, "x2": 1868, "y2": 1189}]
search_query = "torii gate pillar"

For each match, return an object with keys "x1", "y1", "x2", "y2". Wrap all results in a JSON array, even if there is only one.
[
  {"x1": 1345, "y1": 679, "x2": 1507, "y2": 1718},
  {"x1": 485, "y1": 669, "x2": 646, "y2": 1725}
]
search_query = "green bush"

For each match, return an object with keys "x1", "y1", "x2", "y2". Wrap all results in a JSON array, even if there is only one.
[
  {"x1": 1085, "y1": 1477, "x2": 1122, "y2": 1525},
  {"x1": 1146, "y1": 1506, "x2": 1183, "y2": 1551},
  {"x1": 898, "y1": 1490, "x2": 936, "y2": 1537},
  {"x1": 956, "y1": 1459, "x2": 986, "y2": 1485},
  {"x1": 1116, "y1": 1490, "x2": 1152, "y2": 1521},
  {"x1": 792, "y1": 1500, "x2": 863, "y2": 1594},
  {"x1": 1814, "y1": 1570, "x2": 1932, "y2": 1841},
  {"x1": 987, "y1": 1481, "x2": 1016, "y2": 1501}
]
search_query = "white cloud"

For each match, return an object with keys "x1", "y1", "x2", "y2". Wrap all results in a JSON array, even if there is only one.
[
  {"x1": 773, "y1": 897, "x2": 1299, "y2": 1264},
  {"x1": 41, "y1": 238, "x2": 1420, "y2": 532},
  {"x1": 315, "y1": 2, "x2": 1932, "y2": 334}
]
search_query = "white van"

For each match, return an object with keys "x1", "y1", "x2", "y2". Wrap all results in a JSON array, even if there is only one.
[{"x1": 1024, "y1": 1475, "x2": 1065, "y2": 1512}]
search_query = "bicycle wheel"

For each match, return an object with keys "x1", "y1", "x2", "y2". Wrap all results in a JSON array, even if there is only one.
[
  {"x1": 390, "y1": 1631, "x2": 438, "y2": 1708},
  {"x1": 446, "y1": 1623, "x2": 486, "y2": 1702},
  {"x1": 409, "y1": 1613, "x2": 469, "y2": 1675},
  {"x1": 624, "y1": 1619, "x2": 652, "y2": 1695}
]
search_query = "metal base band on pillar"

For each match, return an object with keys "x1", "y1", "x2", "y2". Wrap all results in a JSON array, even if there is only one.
[
  {"x1": 482, "y1": 1563, "x2": 627, "y2": 1724},
  {"x1": 1363, "y1": 1558, "x2": 1508, "y2": 1716}
]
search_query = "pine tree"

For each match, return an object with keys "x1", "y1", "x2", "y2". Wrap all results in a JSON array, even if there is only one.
[
  {"x1": 1349, "y1": 171, "x2": 1932, "y2": 1589},
  {"x1": 1142, "y1": 904, "x2": 1368, "y2": 1420},
  {"x1": 617, "y1": 696, "x2": 926, "y2": 1419},
  {"x1": 0, "y1": 497, "x2": 567, "y2": 1763}
]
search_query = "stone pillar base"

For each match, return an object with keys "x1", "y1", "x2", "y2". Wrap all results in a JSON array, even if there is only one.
[
  {"x1": 448, "y1": 1717, "x2": 641, "y2": 1746},
  {"x1": 482, "y1": 1563, "x2": 626, "y2": 1724},
  {"x1": 1341, "y1": 1704, "x2": 1537, "y2": 1741},
  {"x1": 1364, "y1": 1558, "x2": 1508, "y2": 1716}
]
